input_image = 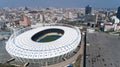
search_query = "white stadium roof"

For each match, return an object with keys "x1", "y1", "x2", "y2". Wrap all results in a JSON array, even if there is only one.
[{"x1": 6, "y1": 26, "x2": 81, "y2": 59}]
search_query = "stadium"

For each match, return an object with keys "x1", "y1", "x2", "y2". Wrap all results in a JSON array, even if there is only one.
[{"x1": 6, "y1": 24, "x2": 81, "y2": 66}]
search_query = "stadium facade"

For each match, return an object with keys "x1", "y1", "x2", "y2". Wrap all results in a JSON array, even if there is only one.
[{"x1": 6, "y1": 24, "x2": 81, "y2": 66}]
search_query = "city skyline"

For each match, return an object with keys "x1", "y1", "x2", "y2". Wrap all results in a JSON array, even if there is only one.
[{"x1": 0, "y1": 0, "x2": 119, "y2": 8}]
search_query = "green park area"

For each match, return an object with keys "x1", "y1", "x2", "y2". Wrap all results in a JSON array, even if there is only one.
[{"x1": 0, "y1": 63, "x2": 16, "y2": 67}]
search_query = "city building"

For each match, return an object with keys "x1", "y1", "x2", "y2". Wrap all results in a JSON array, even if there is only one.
[
  {"x1": 104, "y1": 23, "x2": 113, "y2": 31},
  {"x1": 19, "y1": 16, "x2": 30, "y2": 26},
  {"x1": 104, "y1": 23, "x2": 120, "y2": 31},
  {"x1": 0, "y1": 21, "x2": 5, "y2": 30},
  {"x1": 111, "y1": 16, "x2": 120, "y2": 24},
  {"x1": 68, "y1": 12, "x2": 73, "y2": 19},
  {"x1": 85, "y1": 5, "x2": 92, "y2": 15},
  {"x1": 116, "y1": 6, "x2": 120, "y2": 20}
]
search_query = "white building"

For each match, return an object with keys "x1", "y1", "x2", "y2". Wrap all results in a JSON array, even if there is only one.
[
  {"x1": 104, "y1": 23, "x2": 120, "y2": 31},
  {"x1": 111, "y1": 16, "x2": 120, "y2": 24}
]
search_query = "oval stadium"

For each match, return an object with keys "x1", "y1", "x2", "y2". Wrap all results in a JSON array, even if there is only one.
[{"x1": 6, "y1": 24, "x2": 81, "y2": 66}]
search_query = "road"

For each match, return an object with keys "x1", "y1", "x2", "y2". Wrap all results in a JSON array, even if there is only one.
[
  {"x1": 0, "y1": 40, "x2": 11, "y2": 63},
  {"x1": 86, "y1": 32, "x2": 120, "y2": 67},
  {"x1": 0, "y1": 31, "x2": 11, "y2": 63}
]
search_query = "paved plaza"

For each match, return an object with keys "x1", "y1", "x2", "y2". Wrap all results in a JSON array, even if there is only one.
[{"x1": 86, "y1": 32, "x2": 120, "y2": 67}]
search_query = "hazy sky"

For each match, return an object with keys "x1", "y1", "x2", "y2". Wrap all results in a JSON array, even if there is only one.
[{"x1": 0, "y1": 0, "x2": 119, "y2": 8}]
